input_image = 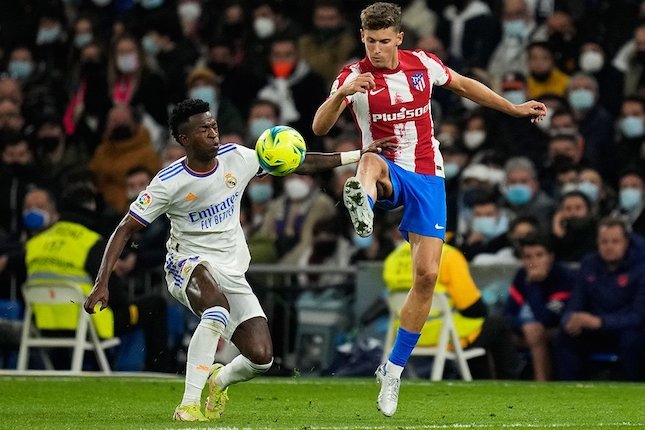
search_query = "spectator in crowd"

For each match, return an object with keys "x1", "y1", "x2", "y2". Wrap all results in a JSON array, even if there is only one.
[
  {"x1": 245, "y1": 175, "x2": 279, "y2": 264},
  {"x1": 436, "y1": 0, "x2": 501, "y2": 70},
  {"x1": 186, "y1": 66, "x2": 244, "y2": 135},
  {"x1": 526, "y1": 42, "x2": 570, "y2": 99},
  {"x1": 160, "y1": 140, "x2": 186, "y2": 169},
  {"x1": 502, "y1": 157, "x2": 555, "y2": 231},
  {"x1": 615, "y1": 96, "x2": 645, "y2": 172},
  {"x1": 442, "y1": 145, "x2": 469, "y2": 234},
  {"x1": 245, "y1": 99, "x2": 280, "y2": 147},
  {"x1": 504, "y1": 235, "x2": 575, "y2": 381},
  {"x1": 555, "y1": 217, "x2": 645, "y2": 381},
  {"x1": 615, "y1": 168, "x2": 645, "y2": 236},
  {"x1": 577, "y1": 41, "x2": 624, "y2": 117},
  {"x1": 0, "y1": 76, "x2": 24, "y2": 108},
  {"x1": 88, "y1": 104, "x2": 160, "y2": 214},
  {"x1": 533, "y1": 10, "x2": 580, "y2": 75},
  {"x1": 461, "y1": 110, "x2": 511, "y2": 160},
  {"x1": 0, "y1": 99, "x2": 25, "y2": 132},
  {"x1": 620, "y1": 23, "x2": 645, "y2": 99},
  {"x1": 383, "y1": 240, "x2": 519, "y2": 379},
  {"x1": 577, "y1": 167, "x2": 616, "y2": 218},
  {"x1": 257, "y1": 37, "x2": 327, "y2": 150},
  {"x1": 455, "y1": 163, "x2": 502, "y2": 244},
  {"x1": 108, "y1": 33, "x2": 168, "y2": 127},
  {"x1": 22, "y1": 187, "x2": 59, "y2": 239},
  {"x1": 488, "y1": 0, "x2": 536, "y2": 82},
  {"x1": 34, "y1": 10, "x2": 69, "y2": 77},
  {"x1": 461, "y1": 193, "x2": 511, "y2": 262},
  {"x1": 551, "y1": 191, "x2": 597, "y2": 263},
  {"x1": 298, "y1": 0, "x2": 357, "y2": 86},
  {"x1": 540, "y1": 133, "x2": 585, "y2": 195},
  {"x1": 24, "y1": 183, "x2": 170, "y2": 372}
]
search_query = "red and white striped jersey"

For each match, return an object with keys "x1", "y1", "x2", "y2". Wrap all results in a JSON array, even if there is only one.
[{"x1": 330, "y1": 50, "x2": 452, "y2": 176}]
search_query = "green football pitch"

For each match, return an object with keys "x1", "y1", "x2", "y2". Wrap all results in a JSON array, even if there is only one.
[{"x1": 1, "y1": 376, "x2": 644, "y2": 429}]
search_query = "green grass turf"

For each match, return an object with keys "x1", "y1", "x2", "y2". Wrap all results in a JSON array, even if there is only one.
[{"x1": 0, "y1": 376, "x2": 644, "y2": 429}]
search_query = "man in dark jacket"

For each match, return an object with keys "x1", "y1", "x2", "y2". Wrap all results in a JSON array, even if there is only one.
[{"x1": 555, "y1": 217, "x2": 645, "y2": 381}]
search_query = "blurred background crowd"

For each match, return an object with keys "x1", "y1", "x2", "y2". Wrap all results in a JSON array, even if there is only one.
[{"x1": 0, "y1": 0, "x2": 644, "y2": 381}]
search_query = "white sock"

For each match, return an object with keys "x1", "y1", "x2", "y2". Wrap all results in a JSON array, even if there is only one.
[
  {"x1": 215, "y1": 355, "x2": 273, "y2": 389},
  {"x1": 180, "y1": 306, "x2": 229, "y2": 406},
  {"x1": 385, "y1": 360, "x2": 404, "y2": 379}
]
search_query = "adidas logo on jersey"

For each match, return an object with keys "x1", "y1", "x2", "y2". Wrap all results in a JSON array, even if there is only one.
[{"x1": 184, "y1": 192, "x2": 198, "y2": 202}]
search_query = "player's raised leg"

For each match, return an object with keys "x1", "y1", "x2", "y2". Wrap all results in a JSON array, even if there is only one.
[
  {"x1": 205, "y1": 316, "x2": 273, "y2": 419},
  {"x1": 344, "y1": 152, "x2": 392, "y2": 237},
  {"x1": 174, "y1": 265, "x2": 230, "y2": 422},
  {"x1": 377, "y1": 233, "x2": 443, "y2": 417}
]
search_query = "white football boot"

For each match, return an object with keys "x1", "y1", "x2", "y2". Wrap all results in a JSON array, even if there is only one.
[
  {"x1": 343, "y1": 176, "x2": 374, "y2": 237},
  {"x1": 375, "y1": 364, "x2": 400, "y2": 417}
]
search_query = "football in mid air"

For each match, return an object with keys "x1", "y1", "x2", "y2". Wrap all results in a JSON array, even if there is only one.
[{"x1": 255, "y1": 125, "x2": 307, "y2": 176}]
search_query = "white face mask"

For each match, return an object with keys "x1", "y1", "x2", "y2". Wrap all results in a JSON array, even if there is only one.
[
  {"x1": 116, "y1": 53, "x2": 139, "y2": 73},
  {"x1": 463, "y1": 130, "x2": 486, "y2": 150},
  {"x1": 579, "y1": 51, "x2": 604, "y2": 73},
  {"x1": 254, "y1": 17, "x2": 276, "y2": 39},
  {"x1": 284, "y1": 177, "x2": 310, "y2": 201},
  {"x1": 178, "y1": 2, "x2": 202, "y2": 22},
  {"x1": 536, "y1": 109, "x2": 553, "y2": 131}
]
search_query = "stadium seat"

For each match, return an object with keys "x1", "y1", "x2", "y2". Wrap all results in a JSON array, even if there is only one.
[
  {"x1": 382, "y1": 291, "x2": 486, "y2": 381},
  {"x1": 17, "y1": 281, "x2": 120, "y2": 374}
]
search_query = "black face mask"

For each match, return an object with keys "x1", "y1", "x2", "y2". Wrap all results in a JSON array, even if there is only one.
[
  {"x1": 565, "y1": 216, "x2": 594, "y2": 231},
  {"x1": 37, "y1": 136, "x2": 61, "y2": 152},
  {"x1": 531, "y1": 70, "x2": 552, "y2": 82},
  {"x1": 462, "y1": 188, "x2": 484, "y2": 208},
  {"x1": 110, "y1": 125, "x2": 134, "y2": 141},
  {"x1": 207, "y1": 61, "x2": 230, "y2": 76},
  {"x1": 313, "y1": 239, "x2": 337, "y2": 258},
  {"x1": 314, "y1": 26, "x2": 342, "y2": 42}
]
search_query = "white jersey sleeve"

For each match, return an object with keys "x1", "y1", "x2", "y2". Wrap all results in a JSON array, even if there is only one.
[
  {"x1": 414, "y1": 50, "x2": 453, "y2": 86},
  {"x1": 128, "y1": 175, "x2": 169, "y2": 227},
  {"x1": 330, "y1": 63, "x2": 361, "y2": 105},
  {"x1": 235, "y1": 144, "x2": 261, "y2": 181}
]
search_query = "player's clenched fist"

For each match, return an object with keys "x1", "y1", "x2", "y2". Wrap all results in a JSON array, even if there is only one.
[{"x1": 340, "y1": 72, "x2": 375, "y2": 96}]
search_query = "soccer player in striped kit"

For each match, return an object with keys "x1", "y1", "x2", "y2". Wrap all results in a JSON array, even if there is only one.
[{"x1": 313, "y1": 2, "x2": 547, "y2": 417}]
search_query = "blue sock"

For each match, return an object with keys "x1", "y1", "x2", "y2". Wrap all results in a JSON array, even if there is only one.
[
  {"x1": 388, "y1": 327, "x2": 421, "y2": 367},
  {"x1": 366, "y1": 194, "x2": 374, "y2": 209}
]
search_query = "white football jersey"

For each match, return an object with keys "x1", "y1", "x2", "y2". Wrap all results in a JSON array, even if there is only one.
[{"x1": 128, "y1": 143, "x2": 259, "y2": 276}]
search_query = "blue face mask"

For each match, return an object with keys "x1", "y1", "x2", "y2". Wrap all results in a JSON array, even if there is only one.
[
  {"x1": 36, "y1": 26, "x2": 61, "y2": 45},
  {"x1": 189, "y1": 86, "x2": 217, "y2": 110},
  {"x1": 23, "y1": 209, "x2": 50, "y2": 231},
  {"x1": 443, "y1": 162, "x2": 460, "y2": 179},
  {"x1": 504, "y1": 90, "x2": 525, "y2": 105},
  {"x1": 142, "y1": 35, "x2": 160, "y2": 55},
  {"x1": 8, "y1": 60, "x2": 33, "y2": 80},
  {"x1": 248, "y1": 183, "x2": 273, "y2": 204},
  {"x1": 141, "y1": 0, "x2": 164, "y2": 9},
  {"x1": 577, "y1": 181, "x2": 599, "y2": 202},
  {"x1": 248, "y1": 118, "x2": 276, "y2": 141},
  {"x1": 503, "y1": 20, "x2": 526, "y2": 38},
  {"x1": 74, "y1": 32, "x2": 92, "y2": 48},
  {"x1": 505, "y1": 184, "x2": 533, "y2": 206},
  {"x1": 568, "y1": 89, "x2": 595, "y2": 111},
  {"x1": 472, "y1": 216, "x2": 498, "y2": 238},
  {"x1": 352, "y1": 232, "x2": 373, "y2": 250},
  {"x1": 620, "y1": 116, "x2": 644, "y2": 139},
  {"x1": 620, "y1": 187, "x2": 643, "y2": 211}
]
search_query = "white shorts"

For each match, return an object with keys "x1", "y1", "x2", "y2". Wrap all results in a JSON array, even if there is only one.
[{"x1": 164, "y1": 251, "x2": 266, "y2": 340}]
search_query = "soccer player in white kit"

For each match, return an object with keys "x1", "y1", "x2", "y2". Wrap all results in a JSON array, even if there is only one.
[
  {"x1": 313, "y1": 2, "x2": 547, "y2": 418},
  {"x1": 84, "y1": 99, "x2": 395, "y2": 421}
]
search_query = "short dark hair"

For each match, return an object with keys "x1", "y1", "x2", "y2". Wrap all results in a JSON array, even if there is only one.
[
  {"x1": 560, "y1": 190, "x2": 591, "y2": 210},
  {"x1": 360, "y1": 2, "x2": 401, "y2": 31},
  {"x1": 598, "y1": 216, "x2": 631, "y2": 239},
  {"x1": 59, "y1": 183, "x2": 96, "y2": 214},
  {"x1": 126, "y1": 165, "x2": 153, "y2": 179},
  {"x1": 519, "y1": 234, "x2": 553, "y2": 254},
  {"x1": 169, "y1": 99, "x2": 210, "y2": 144}
]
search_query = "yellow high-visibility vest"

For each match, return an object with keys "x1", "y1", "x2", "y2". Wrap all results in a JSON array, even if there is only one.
[
  {"x1": 383, "y1": 243, "x2": 484, "y2": 347},
  {"x1": 25, "y1": 221, "x2": 114, "y2": 338}
]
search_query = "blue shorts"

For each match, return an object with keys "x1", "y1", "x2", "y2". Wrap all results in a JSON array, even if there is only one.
[{"x1": 376, "y1": 157, "x2": 446, "y2": 241}]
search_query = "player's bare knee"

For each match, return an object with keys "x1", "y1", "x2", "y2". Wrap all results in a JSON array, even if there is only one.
[
  {"x1": 413, "y1": 266, "x2": 438, "y2": 291},
  {"x1": 247, "y1": 344, "x2": 273, "y2": 366},
  {"x1": 358, "y1": 152, "x2": 382, "y2": 171}
]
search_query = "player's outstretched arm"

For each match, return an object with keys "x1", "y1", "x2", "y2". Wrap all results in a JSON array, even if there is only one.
[
  {"x1": 445, "y1": 69, "x2": 547, "y2": 123},
  {"x1": 295, "y1": 136, "x2": 397, "y2": 175},
  {"x1": 83, "y1": 215, "x2": 143, "y2": 314}
]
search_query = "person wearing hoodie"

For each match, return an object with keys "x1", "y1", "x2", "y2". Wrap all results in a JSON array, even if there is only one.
[{"x1": 554, "y1": 217, "x2": 645, "y2": 381}]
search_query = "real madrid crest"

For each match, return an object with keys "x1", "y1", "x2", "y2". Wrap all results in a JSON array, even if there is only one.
[{"x1": 225, "y1": 172, "x2": 237, "y2": 188}]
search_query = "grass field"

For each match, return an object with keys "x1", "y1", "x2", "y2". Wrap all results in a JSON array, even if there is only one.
[{"x1": 0, "y1": 376, "x2": 644, "y2": 429}]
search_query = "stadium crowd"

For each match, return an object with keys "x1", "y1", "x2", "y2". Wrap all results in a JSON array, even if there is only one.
[{"x1": 0, "y1": 0, "x2": 644, "y2": 381}]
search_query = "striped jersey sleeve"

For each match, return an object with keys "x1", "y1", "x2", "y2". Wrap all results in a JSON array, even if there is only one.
[
  {"x1": 414, "y1": 50, "x2": 452, "y2": 86},
  {"x1": 329, "y1": 63, "x2": 361, "y2": 105}
]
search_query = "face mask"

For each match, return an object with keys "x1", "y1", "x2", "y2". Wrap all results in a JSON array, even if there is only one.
[
  {"x1": 505, "y1": 183, "x2": 533, "y2": 205},
  {"x1": 463, "y1": 130, "x2": 486, "y2": 150},
  {"x1": 503, "y1": 20, "x2": 526, "y2": 39},
  {"x1": 577, "y1": 181, "x2": 599, "y2": 202},
  {"x1": 531, "y1": 70, "x2": 551, "y2": 82},
  {"x1": 141, "y1": 0, "x2": 163, "y2": 9},
  {"x1": 8, "y1": 60, "x2": 33, "y2": 80},
  {"x1": 284, "y1": 177, "x2": 310, "y2": 201},
  {"x1": 620, "y1": 116, "x2": 644, "y2": 138},
  {"x1": 37, "y1": 136, "x2": 61, "y2": 152},
  {"x1": 443, "y1": 162, "x2": 460, "y2": 179},
  {"x1": 36, "y1": 26, "x2": 61, "y2": 45},
  {"x1": 352, "y1": 232, "x2": 373, "y2": 250},
  {"x1": 248, "y1": 183, "x2": 273, "y2": 203},
  {"x1": 472, "y1": 216, "x2": 498, "y2": 238},
  {"x1": 579, "y1": 51, "x2": 604, "y2": 73},
  {"x1": 568, "y1": 89, "x2": 595, "y2": 111},
  {"x1": 254, "y1": 17, "x2": 276, "y2": 39},
  {"x1": 142, "y1": 35, "x2": 160, "y2": 55},
  {"x1": 437, "y1": 132, "x2": 455, "y2": 146},
  {"x1": 462, "y1": 97, "x2": 479, "y2": 111},
  {"x1": 565, "y1": 216, "x2": 593, "y2": 231},
  {"x1": 272, "y1": 61, "x2": 296, "y2": 78},
  {"x1": 178, "y1": 2, "x2": 202, "y2": 21},
  {"x1": 116, "y1": 53, "x2": 139, "y2": 74},
  {"x1": 560, "y1": 182, "x2": 578, "y2": 195},
  {"x1": 462, "y1": 187, "x2": 483, "y2": 208},
  {"x1": 110, "y1": 125, "x2": 134, "y2": 141},
  {"x1": 249, "y1": 118, "x2": 275, "y2": 140},
  {"x1": 315, "y1": 26, "x2": 341, "y2": 42},
  {"x1": 504, "y1": 90, "x2": 525, "y2": 105},
  {"x1": 23, "y1": 209, "x2": 50, "y2": 231},
  {"x1": 189, "y1": 85, "x2": 217, "y2": 110},
  {"x1": 74, "y1": 33, "x2": 93, "y2": 48},
  {"x1": 92, "y1": 0, "x2": 111, "y2": 6},
  {"x1": 536, "y1": 109, "x2": 553, "y2": 131},
  {"x1": 620, "y1": 187, "x2": 643, "y2": 211}
]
